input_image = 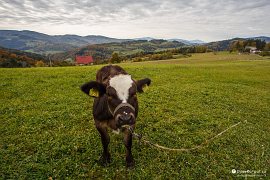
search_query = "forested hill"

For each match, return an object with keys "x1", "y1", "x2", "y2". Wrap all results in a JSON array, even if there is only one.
[
  {"x1": 205, "y1": 36, "x2": 270, "y2": 51},
  {"x1": 0, "y1": 30, "x2": 129, "y2": 54},
  {"x1": 0, "y1": 46, "x2": 47, "y2": 67}
]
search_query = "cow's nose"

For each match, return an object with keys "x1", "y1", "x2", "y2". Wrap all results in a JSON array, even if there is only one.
[{"x1": 119, "y1": 114, "x2": 132, "y2": 123}]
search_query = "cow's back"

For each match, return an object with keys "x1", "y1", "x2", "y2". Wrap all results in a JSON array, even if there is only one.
[{"x1": 96, "y1": 65, "x2": 128, "y2": 85}]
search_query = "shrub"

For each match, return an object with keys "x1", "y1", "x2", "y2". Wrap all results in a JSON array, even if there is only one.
[
  {"x1": 35, "y1": 60, "x2": 46, "y2": 67},
  {"x1": 259, "y1": 51, "x2": 270, "y2": 56}
]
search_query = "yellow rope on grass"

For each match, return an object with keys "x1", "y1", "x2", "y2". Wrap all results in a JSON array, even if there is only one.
[{"x1": 130, "y1": 121, "x2": 242, "y2": 152}]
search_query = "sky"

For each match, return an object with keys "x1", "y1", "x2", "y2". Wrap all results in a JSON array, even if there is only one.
[{"x1": 0, "y1": 0, "x2": 269, "y2": 42}]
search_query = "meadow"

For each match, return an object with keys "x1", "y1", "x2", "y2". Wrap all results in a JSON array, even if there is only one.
[{"x1": 1, "y1": 52, "x2": 269, "y2": 179}]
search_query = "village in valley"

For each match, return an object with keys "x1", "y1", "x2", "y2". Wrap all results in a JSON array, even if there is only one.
[{"x1": 0, "y1": 30, "x2": 269, "y2": 68}]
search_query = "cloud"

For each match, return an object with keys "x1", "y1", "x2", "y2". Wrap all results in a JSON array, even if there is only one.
[{"x1": 0, "y1": 0, "x2": 269, "y2": 41}]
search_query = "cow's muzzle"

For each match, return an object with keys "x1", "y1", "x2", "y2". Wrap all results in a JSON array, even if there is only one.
[
  {"x1": 116, "y1": 113, "x2": 134, "y2": 127},
  {"x1": 110, "y1": 103, "x2": 136, "y2": 128}
]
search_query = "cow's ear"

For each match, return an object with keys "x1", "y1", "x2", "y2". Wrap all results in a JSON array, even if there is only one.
[
  {"x1": 80, "y1": 81, "x2": 106, "y2": 97},
  {"x1": 136, "y1": 78, "x2": 151, "y2": 93}
]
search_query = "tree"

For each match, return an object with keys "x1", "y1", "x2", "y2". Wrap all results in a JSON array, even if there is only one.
[
  {"x1": 195, "y1": 45, "x2": 207, "y2": 53},
  {"x1": 35, "y1": 60, "x2": 45, "y2": 67},
  {"x1": 110, "y1": 52, "x2": 121, "y2": 63},
  {"x1": 255, "y1": 40, "x2": 266, "y2": 50},
  {"x1": 264, "y1": 43, "x2": 270, "y2": 51}
]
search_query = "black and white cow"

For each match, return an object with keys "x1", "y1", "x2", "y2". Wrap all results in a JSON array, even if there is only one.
[{"x1": 81, "y1": 65, "x2": 151, "y2": 167}]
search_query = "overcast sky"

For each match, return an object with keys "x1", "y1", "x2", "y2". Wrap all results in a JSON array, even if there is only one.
[{"x1": 0, "y1": 0, "x2": 269, "y2": 42}]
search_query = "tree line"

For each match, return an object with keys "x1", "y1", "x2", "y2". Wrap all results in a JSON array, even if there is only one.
[
  {"x1": 0, "y1": 48, "x2": 47, "y2": 68},
  {"x1": 109, "y1": 45, "x2": 211, "y2": 63}
]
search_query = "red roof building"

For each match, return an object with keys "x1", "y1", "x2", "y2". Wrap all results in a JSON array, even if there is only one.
[{"x1": 75, "y1": 55, "x2": 94, "y2": 65}]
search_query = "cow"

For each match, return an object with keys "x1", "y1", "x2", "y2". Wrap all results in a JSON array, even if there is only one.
[{"x1": 80, "y1": 65, "x2": 151, "y2": 168}]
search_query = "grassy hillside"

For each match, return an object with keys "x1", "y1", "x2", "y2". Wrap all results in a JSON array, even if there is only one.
[
  {"x1": 0, "y1": 53, "x2": 269, "y2": 179},
  {"x1": 51, "y1": 40, "x2": 186, "y2": 62}
]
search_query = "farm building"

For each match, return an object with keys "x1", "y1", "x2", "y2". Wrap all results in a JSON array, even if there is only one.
[
  {"x1": 245, "y1": 46, "x2": 261, "y2": 54},
  {"x1": 75, "y1": 55, "x2": 94, "y2": 65}
]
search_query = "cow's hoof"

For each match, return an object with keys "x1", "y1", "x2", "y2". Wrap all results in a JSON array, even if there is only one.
[{"x1": 98, "y1": 153, "x2": 111, "y2": 166}]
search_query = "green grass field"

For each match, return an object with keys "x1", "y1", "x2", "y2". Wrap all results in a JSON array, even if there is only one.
[{"x1": 1, "y1": 52, "x2": 269, "y2": 179}]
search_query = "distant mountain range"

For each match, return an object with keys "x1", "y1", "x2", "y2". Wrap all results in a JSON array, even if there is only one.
[
  {"x1": 0, "y1": 30, "x2": 206, "y2": 54},
  {"x1": 168, "y1": 39, "x2": 205, "y2": 45},
  {"x1": 133, "y1": 37, "x2": 156, "y2": 41},
  {"x1": 246, "y1": 36, "x2": 270, "y2": 43},
  {"x1": 0, "y1": 30, "x2": 269, "y2": 55},
  {"x1": 0, "y1": 30, "x2": 130, "y2": 54},
  {"x1": 134, "y1": 37, "x2": 205, "y2": 45}
]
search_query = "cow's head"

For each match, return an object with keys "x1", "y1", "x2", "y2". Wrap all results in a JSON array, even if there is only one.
[{"x1": 81, "y1": 75, "x2": 151, "y2": 128}]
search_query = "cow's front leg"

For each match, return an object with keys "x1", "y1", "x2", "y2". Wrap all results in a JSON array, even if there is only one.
[
  {"x1": 124, "y1": 129, "x2": 134, "y2": 168},
  {"x1": 96, "y1": 123, "x2": 111, "y2": 166}
]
